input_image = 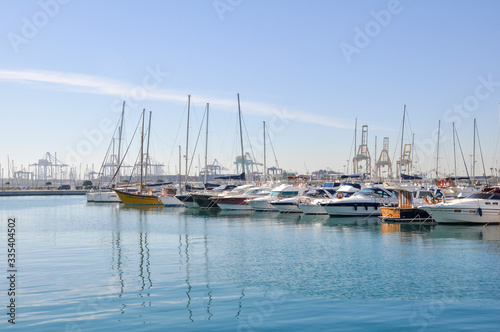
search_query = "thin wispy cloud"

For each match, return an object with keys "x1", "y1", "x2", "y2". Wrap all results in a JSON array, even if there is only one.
[{"x1": 0, "y1": 68, "x2": 349, "y2": 129}]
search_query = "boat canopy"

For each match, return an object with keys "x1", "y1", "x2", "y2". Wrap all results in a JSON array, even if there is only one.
[
  {"x1": 144, "y1": 182, "x2": 173, "y2": 187},
  {"x1": 400, "y1": 173, "x2": 422, "y2": 180},
  {"x1": 214, "y1": 172, "x2": 245, "y2": 180},
  {"x1": 340, "y1": 174, "x2": 360, "y2": 178}
]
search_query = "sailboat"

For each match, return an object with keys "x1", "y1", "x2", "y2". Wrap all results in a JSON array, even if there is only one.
[
  {"x1": 114, "y1": 110, "x2": 164, "y2": 206},
  {"x1": 87, "y1": 101, "x2": 126, "y2": 203}
]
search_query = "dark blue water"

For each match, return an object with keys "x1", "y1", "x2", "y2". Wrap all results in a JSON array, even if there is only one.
[{"x1": 1, "y1": 196, "x2": 500, "y2": 331}]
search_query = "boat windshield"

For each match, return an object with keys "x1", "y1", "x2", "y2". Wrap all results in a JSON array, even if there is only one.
[
  {"x1": 466, "y1": 193, "x2": 495, "y2": 199},
  {"x1": 304, "y1": 189, "x2": 330, "y2": 198},
  {"x1": 414, "y1": 190, "x2": 433, "y2": 198},
  {"x1": 270, "y1": 191, "x2": 299, "y2": 198},
  {"x1": 212, "y1": 185, "x2": 236, "y2": 192},
  {"x1": 247, "y1": 188, "x2": 270, "y2": 196},
  {"x1": 229, "y1": 186, "x2": 248, "y2": 194},
  {"x1": 355, "y1": 188, "x2": 392, "y2": 198}
]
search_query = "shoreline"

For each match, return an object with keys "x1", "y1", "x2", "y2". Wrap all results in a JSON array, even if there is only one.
[{"x1": 0, "y1": 190, "x2": 87, "y2": 196}]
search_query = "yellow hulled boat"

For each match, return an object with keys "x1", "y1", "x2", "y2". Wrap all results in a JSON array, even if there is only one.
[{"x1": 114, "y1": 189, "x2": 163, "y2": 206}]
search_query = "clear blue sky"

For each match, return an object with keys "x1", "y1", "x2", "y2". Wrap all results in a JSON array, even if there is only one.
[{"x1": 1, "y1": 0, "x2": 500, "y2": 178}]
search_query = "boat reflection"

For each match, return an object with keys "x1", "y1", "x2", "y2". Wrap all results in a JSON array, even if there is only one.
[
  {"x1": 298, "y1": 214, "x2": 330, "y2": 224},
  {"x1": 381, "y1": 223, "x2": 435, "y2": 234},
  {"x1": 217, "y1": 210, "x2": 254, "y2": 217},
  {"x1": 430, "y1": 224, "x2": 500, "y2": 242},
  {"x1": 324, "y1": 216, "x2": 380, "y2": 226},
  {"x1": 182, "y1": 208, "x2": 220, "y2": 217},
  {"x1": 119, "y1": 204, "x2": 165, "y2": 213},
  {"x1": 380, "y1": 221, "x2": 500, "y2": 242},
  {"x1": 104, "y1": 204, "x2": 500, "y2": 326}
]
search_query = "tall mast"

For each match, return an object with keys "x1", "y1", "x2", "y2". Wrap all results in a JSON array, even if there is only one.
[
  {"x1": 436, "y1": 120, "x2": 441, "y2": 178},
  {"x1": 204, "y1": 103, "x2": 209, "y2": 185},
  {"x1": 145, "y1": 111, "x2": 152, "y2": 182},
  {"x1": 411, "y1": 133, "x2": 415, "y2": 176},
  {"x1": 453, "y1": 122, "x2": 457, "y2": 176},
  {"x1": 399, "y1": 105, "x2": 406, "y2": 183},
  {"x1": 374, "y1": 135, "x2": 377, "y2": 181},
  {"x1": 237, "y1": 93, "x2": 245, "y2": 180},
  {"x1": 185, "y1": 95, "x2": 191, "y2": 189},
  {"x1": 353, "y1": 118, "x2": 357, "y2": 174},
  {"x1": 263, "y1": 121, "x2": 267, "y2": 183},
  {"x1": 472, "y1": 118, "x2": 476, "y2": 185},
  {"x1": 139, "y1": 109, "x2": 145, "y2": 190},
  {"x1": 116, "y1": 101, "x2": 125, "y2": 186},
  {"x1": 178, "y1": 145, "x2": 182, "y2": 194}
]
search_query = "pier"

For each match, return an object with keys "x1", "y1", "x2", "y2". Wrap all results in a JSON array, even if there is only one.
[{"x1": 0, "y1": 190, "x2": 87, "y2": 197}]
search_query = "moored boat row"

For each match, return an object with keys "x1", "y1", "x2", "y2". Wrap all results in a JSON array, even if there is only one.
[{"x1": 86, "y1": 179, "x2": 500, "y2": 224}]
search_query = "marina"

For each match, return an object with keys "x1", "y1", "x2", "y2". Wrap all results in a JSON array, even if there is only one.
[{"x1": 2, "y1": 1, "x2": 500, "y2": 330}]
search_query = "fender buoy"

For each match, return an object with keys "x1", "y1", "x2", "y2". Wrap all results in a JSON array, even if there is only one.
[
  {"x1": 277, "y1": 193, "x2": 283, "y2": 200},
  {"x1": 258, "y1": 182, "x2": 262, "y2": 186},
  {"x1": 304, "y1": 198, "x2": 311, "y2": 204},
  {"x1": 336, "y1": 192, "x2": 344, "y2": 199},
  {"x1": 424, "y1": 197, "x2": 430, "y2": 205}
]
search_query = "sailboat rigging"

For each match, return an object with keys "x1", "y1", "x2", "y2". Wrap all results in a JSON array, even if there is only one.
[{"x1": 114, "y1": 110, "x2": 164, "y2": 205}]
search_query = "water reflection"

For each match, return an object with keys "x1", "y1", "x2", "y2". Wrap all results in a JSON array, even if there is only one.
[
  {"x1": 299, "y1": 214, "x2": 330, "y2": 224},
  {"x1": 380, "y1": 221, "x2": 500, "y2": 242},
  {"x1": 138, "y1": 210, "x2": 152, "y2": 307},
  {"x1": 203, "y1": 220, "x2": 213, "y2": 320},
  {"x1": 218, "y1": 210, "x2": 254, "y2": 217},
  {"x1": 431, "y1": 224, "x2": 500, "y2": 242},
  {"x1": 105, "y1": 205, "x2": 500, "y2": 326},
  {"x1": 111, "y1": 209, "x2": 126, "y2": 315},
  {"x1": 381, "y1": 222, "x2": 435, "y2": 234},
  {"x1": 323, "y1": 216, "x2": 381, "y2": 227},
  {"x1": 182, "y1": 208, "x2": 220, "y2": 217}
]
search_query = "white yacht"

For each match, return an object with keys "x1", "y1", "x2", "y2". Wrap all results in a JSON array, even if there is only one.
[
  {"x1": 298, "y1": 184, "x2": 360, "y2": 215},
  {"x1": 87, "y1": 185, "x2": 140, "y2": 203},
  {"x1": 158, "y1": 186, "x2": 184, "y2": 207},
  {"x1": 87, "y1": 189, "x2": 121, "y2": 203},
  {"x1": 320, "y1": 187, "x2": 398, "y2": 217},
  {"x1": 418, "y1": 187, "x2": 500, "y2": 224},
  {"x1": 246, "y1": 184, "x2": 309, "y2": 212},
  {"x1": 210, "y1": 186, "x2": 273, "y2": 211}
]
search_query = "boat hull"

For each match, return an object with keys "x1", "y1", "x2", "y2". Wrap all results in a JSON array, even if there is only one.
[
  {"x1": 210, "y1": 197, "x2": 252, "y2": 210},
  {"x1": 271, "y1": 201, "x2": 302, "y2": 213},
  {"x1": 419, "y1": 206, "x2": 500, "y2": 224},
  {"x1": 321, "y1": 202, "x2": 383, "y2": 217},
  {"x1": 298, "y1": 203, "x2": 327, "y2": 215},
  {"x1": 247, "y1": 199, "x2": 278, "y2": 212},
  {"x1": 381, "y1": 207, "x2": 432, "y2": 222},
  {"x1": 175, "y1": 194, "x2": 199, "y2": 208},
  {"x1": 88, "y1": 190, "x2": 121, "y2": 203},
  {"x1": 191, "y1": 193, "x2": 219, "y2": 209},
  {"x1": 160, "y1": 195, "x2": 184, "y2": 207},
  {"x1": 114, "y1": 190, "x2": 163, "y2": 206}
]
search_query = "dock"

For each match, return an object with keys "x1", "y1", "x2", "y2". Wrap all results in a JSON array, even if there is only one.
[{"x1": 0, "y1": 190, "x2": 87, "y2": 197}]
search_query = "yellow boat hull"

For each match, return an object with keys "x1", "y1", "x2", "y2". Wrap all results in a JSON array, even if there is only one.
[{"x1": 114, "y1": 190, "x2": 163, "y2": 206}]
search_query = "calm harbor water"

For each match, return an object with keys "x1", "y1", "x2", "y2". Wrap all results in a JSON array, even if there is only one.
[{"x1": 1, "y1": 195, "x2": 500, "y2": 331}]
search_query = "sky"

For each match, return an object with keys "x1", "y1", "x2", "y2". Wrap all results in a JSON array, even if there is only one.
[{"x1": 1, "y1": 0, "x2": 500, "y2": 179}]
